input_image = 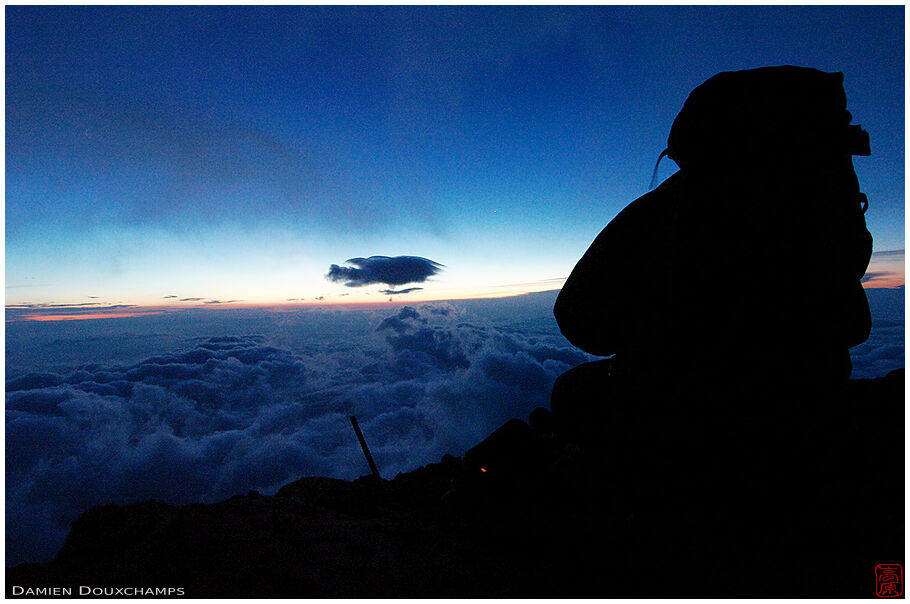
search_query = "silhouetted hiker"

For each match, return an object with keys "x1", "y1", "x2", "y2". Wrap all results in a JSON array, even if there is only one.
[
  {"x1": 549, "y1": 66, "x2": 882, "y2": 595},
  {"x1": 555, "y1": 65, "x2": 871, "y2": 395}
]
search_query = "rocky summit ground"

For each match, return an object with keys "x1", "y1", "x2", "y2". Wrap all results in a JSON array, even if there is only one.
[{"x1": 7, "y1": 369, "x2": 904, "y2": 598}]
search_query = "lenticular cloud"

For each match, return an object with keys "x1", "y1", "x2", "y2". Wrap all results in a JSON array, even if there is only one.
[{"x1": 326, "y1": 255, "x2": 443, "y2": 287}]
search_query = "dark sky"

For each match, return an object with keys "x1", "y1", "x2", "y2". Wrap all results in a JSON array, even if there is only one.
[{"x1": 6, "y1": 5, "x2": 904, "y2": 306}]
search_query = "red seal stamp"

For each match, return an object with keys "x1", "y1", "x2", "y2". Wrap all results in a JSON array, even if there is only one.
[{"x1": 876, "y1": 564, "x2": 903, "y2": 597}]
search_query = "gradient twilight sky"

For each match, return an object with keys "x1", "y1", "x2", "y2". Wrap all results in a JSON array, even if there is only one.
[{"x1": 6, "y1": 5, "x2": 905, "y2": 310}]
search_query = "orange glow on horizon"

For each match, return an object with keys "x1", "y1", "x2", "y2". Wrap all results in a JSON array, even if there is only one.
[
  {"x1": 9, "y1": 273, "x2": 904, "y2": 321},
  {"x1": 862, "y1": 253, "x2": 904, "y2": 289},
  {"x1": 254, "y1": 286, "x2": 564, "y2": 311},
  {"x1": 144, "y1": 283, "x2": 567, "y2": 311},
  {"x1": 7, "y1": 288, "x2": 565, "y2": 321},
  {"x1": 862, "y1": 275, "x2": 905, "y2": 289},
  {"x1": 18, "y1": 311, "x2": 166, "y2": 322}
]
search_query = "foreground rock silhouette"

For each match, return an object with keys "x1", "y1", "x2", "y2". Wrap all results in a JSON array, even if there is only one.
[
  {"x1": 7, "y1": 67, "x2": 903, "y2": 597},
  {"x1": 5, "y1": 370, "x2": 903, "y2": 597}
]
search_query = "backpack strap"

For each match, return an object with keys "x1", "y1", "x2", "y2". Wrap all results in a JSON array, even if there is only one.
[{"x1": 649, "y1": 148, "x2": 670, "y2": 190}]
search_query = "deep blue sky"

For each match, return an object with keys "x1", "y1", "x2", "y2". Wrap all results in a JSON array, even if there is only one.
[{"x1": 6, "y1": 5, "x2": 905, "y2": 308}]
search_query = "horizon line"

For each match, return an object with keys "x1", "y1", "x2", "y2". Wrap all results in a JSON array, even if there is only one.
[
  {"x1": 5, "y1": 288, "x2": 567, "y2": 322},
  {"x1": 6, "y1": 283, "x2": 906, "y2": 323}
]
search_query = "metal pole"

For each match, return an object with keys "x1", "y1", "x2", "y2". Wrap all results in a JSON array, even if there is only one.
[{"x1": 349, "y1": 415, "x2": 380, "y2": 478}]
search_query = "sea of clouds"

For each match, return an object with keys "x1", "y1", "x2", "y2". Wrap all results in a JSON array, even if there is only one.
[
  {"x1": 6, "y1": 292, "x2": 591, "y2": 564},
  {"x1": 5, "y1": 289, "x2": 903, "y2": 565}
]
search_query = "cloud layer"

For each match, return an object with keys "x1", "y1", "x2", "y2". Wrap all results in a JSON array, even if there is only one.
[
  {"x1": 849, "y1": 287, "x2": 904, "y2": 378},
  {"x1": 326, "y1": 256, "x2": 443, "y2": 287},
  {"x1": 6, "y1": 298, "x2": 587, "y2": 565},
  {"x1": 5, "y1": 289, "x2": 902, "y2": 565}
]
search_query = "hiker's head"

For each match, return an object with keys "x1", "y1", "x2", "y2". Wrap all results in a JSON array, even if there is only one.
[{"x1": 665, "y1": 66, "x2": 869, "y2": 179}]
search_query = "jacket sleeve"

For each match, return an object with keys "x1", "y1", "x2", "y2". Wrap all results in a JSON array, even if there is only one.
[
  {"x1": 555, "y1": 173, "x2": 680, "y2": 357},
  {"x1": 554, "y1": 214, "x2": 630, "y2": 357}
]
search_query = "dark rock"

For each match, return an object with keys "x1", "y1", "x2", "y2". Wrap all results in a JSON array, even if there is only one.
[{"x1": 5, "y1": 371, "x2": 901, "y2": 597}]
